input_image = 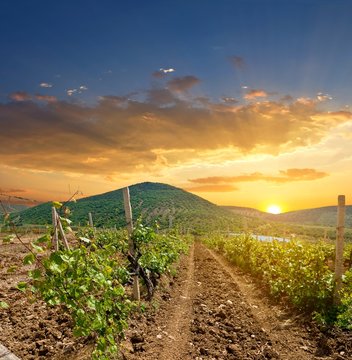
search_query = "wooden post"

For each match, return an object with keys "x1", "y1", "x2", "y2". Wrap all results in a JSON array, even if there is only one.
[
  {"x1": 51, "y1": 207, "x2": 59, "y2": 251},
  {"x1": 55, "y1": 211, "x2": 70, "y2": 250},
  {"x1": 169, "y1": 215, "x2": 173, "y2": 229},
  {"x1": 88, "y1": 212, "x2": 94, "y2": 227},
  {"x1": 122, "y1": 187, "x2": 140, "y2": 301},
  {"x1": 123, "y1": 188, "x2": 133, "y2": 235},
  {"x1": 334, "y1": 195, "x2": 346, "y2": 304},
  {"x1": 0, "y1": 343, "x2": 21, "y2": 360}
]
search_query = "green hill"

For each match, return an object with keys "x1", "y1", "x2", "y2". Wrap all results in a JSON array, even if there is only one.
[
  {"x1": 273, "y1": 206, "x2": 352, "y2": 227},
  {"x1": 222, "y1": 206, "x2": 268, "y2": 218},
  {"x1": 0, "y1": 203, "x2": 30, "y2": 214},
  {"x1": 16, "y1": 182, "x2": 242, "y2": 232}
]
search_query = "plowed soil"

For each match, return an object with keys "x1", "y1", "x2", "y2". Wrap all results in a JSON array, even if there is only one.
[
  {"x1": 122, "y1": 242, "x2": 352, "y2": 360},
  {"x1": 1, "y1": 239, "x2": 352, "y2": 359}
]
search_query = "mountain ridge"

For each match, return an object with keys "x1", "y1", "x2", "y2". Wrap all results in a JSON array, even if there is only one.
[{"x1": 16, "y1": 182, "x2": 242, "y2": 232}]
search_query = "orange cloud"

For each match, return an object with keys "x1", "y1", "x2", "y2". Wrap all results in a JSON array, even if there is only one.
[
  {"x1": 189, "y1": 168, "x2": 328, "y2": 184},
  {"x1": 244, "y1": 89, "x2": 268, "y2": 100},
  {"x1": 278, "y1": 168, "x2": 328, "y2": 180},
  {"x1": 0, "y1": 188, "x2": 26, "y2": 194},
  {"x1": 9, "y1": 91, "x2": 32, "y2": 101},
  {"x1": 35, "y1": 94, "x2": 57, "y2": 103},
  {"x1": 0, "y1": 92, "x2": 350, "y2": 177},
  {"x1": 185, "y1": 184, "x2": 238, "y2": 192}
]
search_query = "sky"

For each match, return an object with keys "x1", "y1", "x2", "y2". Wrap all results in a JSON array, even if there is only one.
[{"x1": 1, "y1": 0, "x2": 352, "y2": 212}]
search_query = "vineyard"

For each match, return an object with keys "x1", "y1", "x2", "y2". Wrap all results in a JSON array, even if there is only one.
[
  {"x1": 1, "y1": 187, "x2": 352, "y2": 359},
  {"x1": 203, "y1": 233, "x2": 352, "y2": 326}
]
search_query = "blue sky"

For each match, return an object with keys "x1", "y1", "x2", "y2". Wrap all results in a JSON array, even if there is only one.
[
  {"x1": 1, "y1": 0, "x2": 352, "y2": 211},
  {"x1": 2, "y1": 0, "x2": 352, "y2": 105}
]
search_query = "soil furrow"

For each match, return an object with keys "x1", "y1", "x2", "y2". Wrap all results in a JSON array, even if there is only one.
[{"x1": 205, "y1": 247, "x2": 322, "y2": 360}]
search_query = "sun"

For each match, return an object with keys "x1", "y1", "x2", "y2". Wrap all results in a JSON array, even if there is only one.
[{"x1": 267, "y1": 204, "x2": 282, "y2": 214}]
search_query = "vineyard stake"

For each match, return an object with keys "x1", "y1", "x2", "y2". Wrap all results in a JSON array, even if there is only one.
[
  {"x1": 169, "y1": 215, "x2": 173, "y2": 229},
  {"x1": 88, "y1": 212, "x2": 94, "y2": 227},
  {"x1": 55, "y1": 209, "x2": 70, "y2": 250},
  {"x1": 51, "y1": 207, "x2": 59, "y2": 251},
  {"x1": 122, "y1": 187, "x2": 140, "y2": 301},
  {"x1": 334, "y1": 194, "x2": 345, "y2": 305}
]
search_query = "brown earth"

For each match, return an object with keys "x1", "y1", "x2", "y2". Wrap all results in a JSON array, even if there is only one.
[
  {"x1": 122, "y1": 242, "x2": 352, "y2": 360},
  {"x1": 1, "y1": 238, "x2": 352, "y2": 359}
]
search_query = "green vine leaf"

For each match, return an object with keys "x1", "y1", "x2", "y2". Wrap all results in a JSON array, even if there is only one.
[
  {"x1": 17, "y1": 282, "x2": 28, "y2": 292},
  {"x1": 0, "y1": 301, "x2": 9, "y2": 309},
  {"x1": 23, "y1": 253, "x2": 36, "y2": 265}
]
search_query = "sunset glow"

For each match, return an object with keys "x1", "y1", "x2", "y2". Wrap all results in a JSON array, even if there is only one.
[
  {"x1": 267, "y1": 205, "x2": 282, "y2": 215},
  {"x1": 1, "y1": 1, "x2": 352, "y2": 211}
]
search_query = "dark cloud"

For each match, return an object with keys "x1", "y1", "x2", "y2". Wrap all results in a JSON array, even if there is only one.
[
  {"x1": 189, "y1": 169, "x2": 329, "y2": 184},
  {"x1": 146, "y1": 88, "x2": 177, "y2": 105},
  {"x1": 280, "y1": 95, "x2": 294, "y2": 102},
  {"x1": 152, "y1": 71, "x2": 167, "y2": 79},
  {"x1": 167, "y1": 76, "x2": 200, "y2": 92},
  {"x1": 0, "y1": 93, "x2": 350, "y2": 176},
  {"x1": 229, "y1": 56, "x2": 246, "y2": 69},
  {"x1": 221, "y1": 97, "x2": 238, "y2": 104}
]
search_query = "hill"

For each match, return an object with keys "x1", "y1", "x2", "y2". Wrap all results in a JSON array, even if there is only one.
[
  {"x1": 274, "y1": 206, "x2": 352, "y2": 227},
  {"x1": 16, "y1": 182, "x2": 242, "y2": 232},
  {"x1": 0, "y1": 202, "x2": 30, "y2": 214},
  {"x1": 223, "y1": 204, "x2": 352, "y2": 228},
  {"x1": 222, "y1": 206, "x2": 268, "y2": 218}
]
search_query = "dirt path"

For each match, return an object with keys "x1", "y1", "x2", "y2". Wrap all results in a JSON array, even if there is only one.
[
  {"x1": 123, "y1": 242, "x2": 351, "y2": 360},
  {"x1": 123, "y1": 244, "x2": 195, "y2": 359}
]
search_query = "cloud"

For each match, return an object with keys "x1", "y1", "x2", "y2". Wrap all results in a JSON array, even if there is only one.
[
  {"x1": 280, "y1": 95, "x2": 294, "y2": 102},
  {"x1": 0, "y1": 92, "x2": 351, "y2": 177},
  {"x1": 79, "y1": 85, "x2": 88, "y2": 91},
  {"x1": 98, "y1": 95, "x2": 128, "y2": 106},
  {"x1": 221, "y1": 97, "x2": 238, "y2": 104},
  {"x1": 167, "y1": 75, "x2": 200, "y2": 92},
  {"x1": 278, "y1": 168, "x2": 328, "y2": 180},
  {"x1": 40, "y1": 82, "x2": 53, "y2": 88},
  {"x1": 185, "y1": 184, "x2": 238, "y2": 192},
  {"x1": 316, "y1": 92, "x2": 332, "y2": 102},
  {"x1": 35, "y1": 94, "x2": 57, "y2": 103},
  {"x1": 0, "y1": 188, "x2": 26, "y2": 194},
  {"x1": 244, "y1": 89, "x2": 268, "y2": 100},
  {"x1": 9, "y1": 91, "x2": 32, "y2": 102},
  {"x1": 161, "y1": 68, "x2": 175, "y2": 73},
  {"x1": 146, "y1": 88, "x2": 177, "y2": 105},
  {"x1": 152, "y1": 68, "x2": 175, "y2": 79},
  {"x1": 67, "y1": 89, "x2": 77, "y2": 96},
  {"x1": 229, "y1": 56, "x2": 246, "y2": 69},
  {"x1": 0, "y1": 189, "x2": 40, "y2": 206},
  {"x1": 189, "y1": 168, "x2": 329, "y2": 184}
]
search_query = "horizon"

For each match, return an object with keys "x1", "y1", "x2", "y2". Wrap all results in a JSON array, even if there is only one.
[
  {"x1": 1, "y1": 181, "x2": 349, "y2": 214},
  {"x1": 1, "y1": 1, "x2": 352, "y2": 213}
]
